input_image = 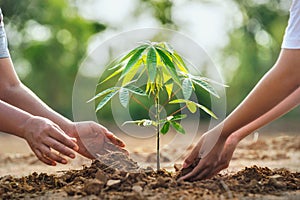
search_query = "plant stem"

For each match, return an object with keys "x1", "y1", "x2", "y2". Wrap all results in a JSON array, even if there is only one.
[
  {"x1": 131, "y1": 95, "x2": 155, "y2": 116},
  {"x1": 155, "y1": 94, "x2": 160, "y2": 171},
  {"x1": 169, "y1": 105, "x2": 187, "y2": 117}
]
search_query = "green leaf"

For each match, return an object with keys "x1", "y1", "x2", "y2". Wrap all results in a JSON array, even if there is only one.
[
  {"x1": 194, "y1": 103, "x2": 218, "y2": 119},
  {"x1": 100, "y1": 67, "x2": 124, "y2": 84},
  {"x1": 172, "y1": 52, "x2": 189, "y2": 73},
  {"x1": 165, "y1": 83, "x2": 173, "y2": 99},
  {"x1": 200, "y1": 77, "x2": 229, "y2": 87},
  {"x1": 95, "y1": 90, "x2": 118, "y2": 112},
  {"x1": 191, "y1": 78, "x2": 219, "y2": 98},
  {"x1": 124, "y1": 85, "x2": 146, "y2": 96},
  {"x1": 186, "y1": 101, "x2": 197, "y2": 113},
  {"x1": 169, "y1": 99, "x2": 217, "y2": 118},
  {"x1": 161, "y1": 64, "x2": 172, "y2": 85},
  {"x1": 171, "y1": 121, "x2": 185, "y2": 134},
  {"x1": 107, "y1": 57, "x2": 123, "y2": 71},
  {"x1": 160, "y1": 122, "x2": 170, "y2": 135},
  {"x1": 182, "y1": 78, "x2": 193, "y2": 99},
  {"x1": 169, "y1": 99, "x2": 186, "y2": 104},
  {"x1": 87, "y1": 87, "x2": 119, "y2": 103},
  {"x1": 171, "y1": 114, "x2": 187, "y2": 121},
  {"x1": 164, "y1": 42, "x2": 174, "y2": 53},
  {"x1": 146, "y1": 47, "x2": 157, "y2": 82},
  {"x1": 119, "y1": 88, "x2": 129, "y2": 108},
  {"x1": 122, "y1": 60, "x2": 142, "y2": 86},
  {"x1": 117, "y1": 45, "x2": 148, "y2": 66},
  {"x1": 120, "y1": 46, "x2": 147, "y2": 80},
  {"x1": 155, "y1": 48, "x2": 181, "y2": 86}
]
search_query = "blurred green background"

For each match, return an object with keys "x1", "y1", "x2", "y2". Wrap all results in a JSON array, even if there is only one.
[{"x1": 0, "y1": 0, "x2": 298, "y2": 122}]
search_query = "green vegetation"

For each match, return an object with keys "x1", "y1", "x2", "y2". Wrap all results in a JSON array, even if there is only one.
[
  {"x1": 89, "y1": 42, "x2": 221, "y2": 170},
  {"x1": 1, "y1": 0, "x2": 297, "y2": 121},
  {"x1": 0, "y1": 0, "x2": 105, "y2": 117}
]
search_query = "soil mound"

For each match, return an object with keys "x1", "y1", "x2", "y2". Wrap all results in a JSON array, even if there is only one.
[{"x1": 0, "y1": 152, "x2": 299, "y2": 199}]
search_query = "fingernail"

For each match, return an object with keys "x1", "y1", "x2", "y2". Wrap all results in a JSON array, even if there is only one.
[
  {"x1": 118, "y1": 140, "x2": 125, "y2": 147},
  {"x1": 62, "y1": 159, "x2": 67, "y2": 164},
  {"x1": 73, "y1": 145, "x2": 79, "y2": 151},
  {"x1": 107, "y1": 132, "x2": 113, "y2": 136},
  {"x1": 52, "y1": 162, "x2": 56, "y2": 166},
  {"x1": 182, "y1": 162, "x2": 188, "y2": 168},
  {"x1": 69, "y1": 154, "x2": 75, "y2": 159}
]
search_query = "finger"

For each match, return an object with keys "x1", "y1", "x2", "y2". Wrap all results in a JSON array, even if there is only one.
[
  {"x1": 39, "y1": 145, "x2": 68, "y2": 164},
  {"x1": 209, "y1": 163, "x2": 228, "y2": 178},
  {"x1": 179, "y1": 159, "x2": 204, "y2": 181},
  {"x1": 104, "y1": 141, "x2": 120, "y2": 151},
  {"x1": 120, "y1": 148, "x2": 129, "y2": 155},
  {"x1": 105, "y1": 132, "x2": 125, "y2": 147},
  {"x1": 35, "y1": 148, "x2": 56, "y2": 166},
  {"x1": 104, "y1": 142, "x2": 129, "y2": 155},
  {"x1": 49, "y1": 127, "x2": 79, "y2": 151},
  {"x1": 53, "y1": 123, "x2": 77, "y2": 143},
  {"x1": 182, "y1": 145, "x2": 201, "y2": 169},
  {"x1": 189, "y1": 168, "x2": 211, "y2": 181},
  {"x1": 43, "y1": 137, "x2": 76, "y2": 159},
  {"x1": 106, "y1": 142, "x2": 129, "y2": 155}
]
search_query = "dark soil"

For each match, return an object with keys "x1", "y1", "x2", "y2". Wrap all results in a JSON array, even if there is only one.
[{"x1": 0, "y1": 151, "x2": 299, "y2": 200}]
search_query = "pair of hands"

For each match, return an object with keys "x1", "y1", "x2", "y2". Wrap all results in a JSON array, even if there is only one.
[
  {"x1": 179, "y1": 132, "x2": 240, "y2": 181},
  {"x1": 22, "y1": 115, "x2": 238, "y2": 179},
  {"x1": 22, "y1": 116, "x2": 126, "y2": 166}
]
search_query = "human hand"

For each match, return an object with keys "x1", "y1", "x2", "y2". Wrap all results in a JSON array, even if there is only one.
[
  {"x1": 22, "y1": 116, "x2": 79, "y2": 166},
  {"x1": 179, "y1": 131, "x2": 238, "y2": 181},
  {"x1": 69, "y1": 121, "x2": 127, "y2": 159}
]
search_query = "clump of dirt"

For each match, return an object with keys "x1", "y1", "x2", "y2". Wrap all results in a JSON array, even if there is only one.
[
  {"x1": 0, "y1": 151, "x2": 299, "y2": 199},
  {"x1": 174, "y1": 157, "x2": 201, "y2": 179}
]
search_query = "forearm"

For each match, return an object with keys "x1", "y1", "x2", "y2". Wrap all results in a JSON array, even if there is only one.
[
  {"x1": 1, "y1": 83, "x2": 74, "y2": 135},
  {"x1": 0, "y1": 58, "x2": 74, "y2": 135},
  {"x1": 0, "y1": 100, "x2": 32, "y2": 138},
  {"x1": 216, "y1": 49, "x2": 300, "y2": 140},
  {"x1": 231, "y1": 87, "x2": 300, "y2": 142}
]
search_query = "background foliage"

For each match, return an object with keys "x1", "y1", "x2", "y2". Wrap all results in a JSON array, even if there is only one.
[{"x1": 0, "y1": 0, "x2": 298, "y2": 120}]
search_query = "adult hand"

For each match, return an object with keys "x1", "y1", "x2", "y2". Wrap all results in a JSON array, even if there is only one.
[
  {"x1": 69, "y1": 121, "x2": 127, "y2": 159},
  {"x1": 179, "y1": 132, "x2": 239, "y2": 181},
  {"x1": 22, "y1": 116, "x2": 79, "y2": 166}
]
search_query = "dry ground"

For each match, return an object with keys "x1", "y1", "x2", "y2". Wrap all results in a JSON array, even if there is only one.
[{"x1": 0, "y1": 120, "x2": 299, "y2": 199}]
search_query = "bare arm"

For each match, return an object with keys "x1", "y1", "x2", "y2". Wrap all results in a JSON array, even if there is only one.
[
  {"x1": 0, "y1": 99, "x2": 78, "y2": 165},
  {"x1": 219, "y1": 49, "x2": 299, "y2": 140},
  {"x1": 231, "y1": 86, "x2": 300, "y2": 142},
  {"x1": 180, "y1": 49, "x2": 300, "y2": 181},
  {"x1": 0, "y1": 57, "x2": 126, "y2": 164},
  {"x1": 209, "y1": 86, "x2": 300, "y2": 175},
  {"x1": 0, "y1": 57, "x2": 74, "y2": 134}
]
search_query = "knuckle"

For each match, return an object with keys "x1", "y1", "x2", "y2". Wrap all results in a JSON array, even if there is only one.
[
  {"x1": 52, "y1": 143, "x2": 61, "y2": 150},
  {"x1": 44, "y1": 151, "x2": 51, "y2": 158},
  {"x1": 43, "y1": 124, "x2": 53, "y2": 132},
  {"x1": 35, "y1": 135, "x2": 43, "y2": 141}
]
